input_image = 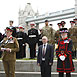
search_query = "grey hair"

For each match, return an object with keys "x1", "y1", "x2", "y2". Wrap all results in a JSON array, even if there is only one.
[{"x1": 42, "y1": 36, "x2": 48, "y2": 41}]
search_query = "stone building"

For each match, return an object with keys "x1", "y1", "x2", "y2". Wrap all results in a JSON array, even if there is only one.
[{"x1": 18, "y1": 3, "x2": 39, "y2": 32}]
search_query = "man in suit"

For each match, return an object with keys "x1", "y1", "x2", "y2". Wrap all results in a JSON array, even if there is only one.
[
  {"x1": 0, "y1": 27, "x2": 19, "y2": 77},
  {"x1": 37, "y1": 36, "x2": 54, "y2": 77}
]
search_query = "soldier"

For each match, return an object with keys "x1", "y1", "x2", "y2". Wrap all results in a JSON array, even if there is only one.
[
  {"x1": 42, "y1": 20, "x2": 55, "y2": 45},
  {"x1": 15, "y1": 26, "x2": 19, "y2": 33},
  {"x1": 55, "y1": 23, "x2": 62, "y2": 43},
  {"x1": 16, "y1": 26, "x2": 28, "y2": 59},
  {"x1": 0, "y1": 32, "x2": 3, "y2": 58},
  {"x1": 56, "y1": 28, "x2": 75, "y2": 77},
  {"x1": 61, "y1": 21, "x2": 66, "y2": 27},
  {"x1": 73, "y1": 18, "x2": 77, "y2": 58},
  {"x1": 0, "y1": 27, "x2": 19, "y2": 77},
  {"x1": 9, "y1": 20, "x2": 16, "y2": 37},
  {"x1": 38, "y1": 29, "x2": 43, "y2": 46},
  {"x1": 69, "y1": 21, "x2": 75, "y2": 58},
  {"x1": 28, "y1": 22, "x2": 39, "y2": 59},
  {"x1": 73, "y1": 18, "x2": 77, "y2": 26},
  {"x1": 69, "y1": 19, "x2": 77, "y2": 59},
  {"x1": 49, "y1": 24, "x2": 53, "y2": 28}
]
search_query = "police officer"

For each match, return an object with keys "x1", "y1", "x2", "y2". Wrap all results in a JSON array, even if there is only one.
[
  {"x1": 0, "y1": 27, "x2": 19, "y2": 77},
  {"x1": 56, "y1": 28, "x2": 75, "y2": 77},
  {"x1": 9, "y1": 20, "x2": 16, "y2": 37},
  {"x1": 55, "y1": 23, "x2": 62, "y2": 43},
  {"x1": 42, "y1": 20, "x2": 55, "y2": 45},
  {"x1": 16, "y1": 26, "x2": 28, "y2": 59},
  {"x1": 28, "y1": 22, "x2": 39, "y2": 59}
]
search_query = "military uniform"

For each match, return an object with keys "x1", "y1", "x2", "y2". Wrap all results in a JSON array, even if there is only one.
[
  {"x1": 0, "y1": 32, "x2": 3, "y2": 58},
  {"x1": 69, "y1": 25, "x2": 77, "y2": 58},
  {"x1": 55, "y1": 30, "x2": 61, "y2": 43},
  {"x1": 16, "y1": 31, "x2": 28, "y2": 59},
  {"x1": 28, "y1": 28, "x2": 39, "y2": 59},
  {"x1": 61, "y1": 21, "x2": 66, "y2": 27},
  {"x1": 38, "y1": 34, "x2": 43, "y2": 46},
  {"x1": 56, "y1": 28, "x2": 75, "y2": 77},
  {"x1": 42, "y1": 26, "x2": 55, "y2": 44},
  {"x1": 9, "y1": 26, "x2": 16, "y2": 37},
  {"x1": 0, "y1": 36, "x2": 19, "y2": 77},
  {"x1": 55, "y1": 23, "x2": 62, "y2": 43}
]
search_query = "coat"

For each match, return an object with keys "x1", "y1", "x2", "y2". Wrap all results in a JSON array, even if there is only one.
[
  {"x1": 0, "y1": 37, "x2": 19, "y2": 61},
  {"x1": 56, "y1": 37, "x2": 75, "y2": 73},
  {"x1": 37, "y1": 44, "x2": 54, "y2": 65}
]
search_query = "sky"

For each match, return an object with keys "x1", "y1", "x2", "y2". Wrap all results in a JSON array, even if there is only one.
[{"x1": 0, "y1": 0, "x2": 75, "y2": 33}]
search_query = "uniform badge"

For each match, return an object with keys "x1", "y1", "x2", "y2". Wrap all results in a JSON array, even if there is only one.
[
  {"x1": 64, "y1": 40, "x2": 69, "y2": 43},
  {"x1": 8, "y1": 40, "x2": 14, "y2": 43}
]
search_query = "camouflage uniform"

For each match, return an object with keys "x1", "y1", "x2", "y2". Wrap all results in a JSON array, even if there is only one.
[
  {"x1": 42, "y1": 26, "x2": 55, "y2": 45},
  {"x1": 55, "y1": 30, "x2": 61, "y2": 43}
]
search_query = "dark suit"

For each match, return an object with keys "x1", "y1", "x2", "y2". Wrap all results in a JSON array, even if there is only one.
[{"x1": 37, "y1": 44, "x2": 54, "y2": 77}]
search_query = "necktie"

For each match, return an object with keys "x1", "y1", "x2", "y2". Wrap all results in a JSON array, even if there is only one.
[{"x1": 43, "y1": 45, "x2": 45, "y2": 56}]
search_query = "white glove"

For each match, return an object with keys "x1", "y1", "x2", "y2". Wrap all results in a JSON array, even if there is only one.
[{"x1": 59, "y1": 55, "x2": 65, "y2": 61}]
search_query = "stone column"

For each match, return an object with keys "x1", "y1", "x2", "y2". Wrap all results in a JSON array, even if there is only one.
[
  {"x1": 75, "y1": 0, "x2": 77, "y2": 17},
  {"x1": 25, "y1": 22, "x2": 29, "y2": 33}
]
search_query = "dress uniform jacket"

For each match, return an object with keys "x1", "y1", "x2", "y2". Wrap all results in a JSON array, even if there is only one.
[
  {"x1": 55, "y1": 30, "x2": 61, "y2": 43},
  {"x1": 28, "y1": 28, "x2": 39, "y2": 58},
  {"x1": 69, "y1": 26, "x2": 77, "y2": 51},
  {"x1": 69, "y1": 26, "x2": 77, "y2": 43},
  {"x1": 28, "y1": 28, "x2": 39, "y2": 44},
  {"x1": 0, "y1": 37, "x2": 19, "y2": 61},
  {"x1": 16, "y1": 31, "x2": 27, "y2": 58},
  {"x1": 56, "y1": 37, "x2": 75, "y2": 72}
]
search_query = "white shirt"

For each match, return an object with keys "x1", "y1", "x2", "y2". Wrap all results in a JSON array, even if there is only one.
[{"x1": 42, "y1": 43, "x2": 48, "y2": 54}]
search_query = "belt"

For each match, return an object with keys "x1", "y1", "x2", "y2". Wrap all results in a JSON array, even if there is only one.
[
  {"x1": 29, "y1": 35, "x2": 36, "y2": 38},
  {"x1": 17, "y1": 38, "x2": 23, "y2": 40},
  {"x1": 39, "y1": 39, "x2": 42, "y2": 41}
]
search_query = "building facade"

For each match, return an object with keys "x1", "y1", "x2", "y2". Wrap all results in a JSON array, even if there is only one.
[{"x1": 18, "y1": 3, "x2": 39, "y2": 32}]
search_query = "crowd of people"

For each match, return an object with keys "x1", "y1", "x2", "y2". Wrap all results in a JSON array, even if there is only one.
[
  {"x1": 0, "y1": 19, "x2": 77, "y2": 59},
  {"x1": 0, "y1": 18, "x2": 77, "y2": 77}
]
